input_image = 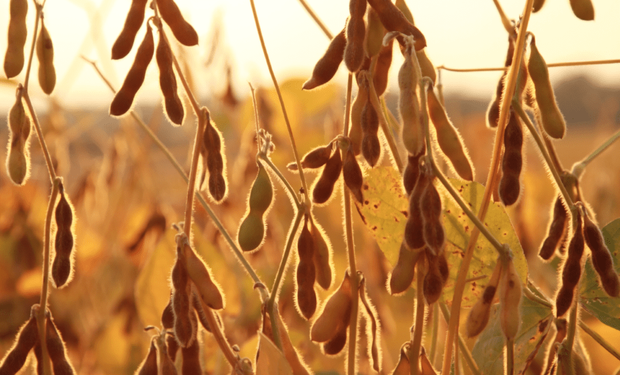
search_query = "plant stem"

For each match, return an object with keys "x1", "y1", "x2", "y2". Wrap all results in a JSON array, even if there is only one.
[
  {"x1": 260, "y1": 155, "x2": 302, "y2": 208},
  {"x1": 506, "y1": 338, "x2": 515, "y2": 375},
  {"x1": 429, "y1": 304, "x2": 439, "y2": 367},
  {"x1": 578, "y1": 319, "x2": 620, "y2": 361},
  {"x1": 366, "y1": 72, "x2": 404, "y2": 173},
  {"x1": 297, "y1": 0, "x2": 333, "y2": 39},
  {"x1": 564, "y1": 295, "x2": 579, "y2": 375},
  {"x1": 23, "y1": 2, "x2": 42, "y2": 90},
  {"x1": 492, "y1": 0, "x2": 513, "y2": 35},
  {"x1": 437, "y1": 58, "x2": 620, "y2": 73},
  {"x1": 572, "y1": 127, "x2": 620, "y2": 178},
  {"x1": 438, "y1": 302, "x2": 482, "y2": 375},
  {"x1": 37, "y1": 177, "x2": 61, "y2": 375},
  {"x1": 86, "y1": 59, "x2": 270, "y2": 302},
  {"x1": 441, "y1": 1, "x2": 534, "y2": 373},
  {"x1": 513, "y1": 101, "x2": 576, "y2": 212},
  {"x1": 409, "y1": 263, "x2": 426, "y2": 375},
  {"x1": 344, "y1": 190, "x2": 359, "y2": 375},
  {"x1": 343, "y1": 73, "x2": 353, "y2": 135},
  {"x1": 21, "y1": 90, "x2": 57, "y2": 183},
  {"x1": 249, "y1": 0, "x2": 311, "y2": 208},
  {"x1": 183, "y1": 108, "x2": 206, "y2": 239}
]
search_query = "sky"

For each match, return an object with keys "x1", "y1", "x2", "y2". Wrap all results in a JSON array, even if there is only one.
[{"x1": 1, "y1": 0, "x2": 620, "y2": 111}]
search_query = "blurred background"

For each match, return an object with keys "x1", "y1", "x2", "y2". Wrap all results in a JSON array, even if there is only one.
[{"x1": 1, "y1": 0, "x2": 620, "y2": 374}]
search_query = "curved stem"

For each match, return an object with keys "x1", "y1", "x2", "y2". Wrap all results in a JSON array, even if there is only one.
[
  {"x1": 409, "y1": 263, "x2": 426, "y2": 375},
  {"x1": 297, "y1": 0, "x2": 333, "y2": 39},
  {"x1": 578, "y1": 319, "x2": 620, "y2": 361},
  {"x1": 572, "y1": 127, "x2": 620, "y2": 178},
  {"x1": 37, "y1": 177, "x2": 61, "y2": 375},
  {"x1": 249, "y1": 0, "x2": 311, "y2": 208},
  {"x1": 23, "y1": 2, "x2": 42, "y2": 89},
  {"x1": 183, "y1": 108, "x2": 207, "y2": 238},
  {"x1": 344, "y1": 189, "x2": 359, "y2": 375},
  {"x1": 22, "y1": 89, "x2": 57, "y2": 183},
  {"x1": 441, "y1": 1, "x2": 534, "y2": 373},
  {"x1": 260, "y1": 154, "x2": 302, "y2": 208}
]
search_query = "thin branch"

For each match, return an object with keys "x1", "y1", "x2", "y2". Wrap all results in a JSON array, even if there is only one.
[
  {"x1": 572, "y1": 127, "x2": 620, "y2": 178},
  {"x1": 438, "y1": 302, "x2": 482, "y2": 375},
  {"x1": 409, "y1": 263, "x2": 426, "y2": 375},
  {"x1": 297, "y1": 0, "x2": 333, "y2": 39},
  {"x1": 22, "y1": 88, "x2": 57, "y2": 183},
  {"x1": 579, "y1": 320, "x2": 620, "y2": 361},
  {"x1": 23, "y1": 3, "x2": 43, "y2": 89},
  {"x1": 437, "y1": 58, "x2": 620, "y2": 73}
]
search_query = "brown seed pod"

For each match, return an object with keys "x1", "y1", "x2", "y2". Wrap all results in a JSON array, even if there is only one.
[
  {"x1": 45, "y1": 315, "x2": 76, "y2": 375},
  {"x1": 499, "y1": 257, "x2": 522, "y2": 340},
  {"x1": 366, "y1": 0, "x2": 426, "y2": 51},
  {"x1": 6, "y1": 93, "x2": 32, "y2": 186},
  {"x1": 423, "y1": 252, "x2": 445, "y2": 304},
  {"x1": 533, "y1": 0, "x2": 546, "y2": 12},
  {"x1": 110, "y1": 24, "x2": 155, "y2": 116},
  {"x1": 4, "y1": 0, "x2": 28, "y2": 78},
  {"x1": 36, "y1": 18, "x2": 56, "y2": 95},
  {"x1": 373, "y1": 40, "x2": 393, "y2": 96},
  {"x1": 238, "y1": 161, "x2": 273, "y2": 252},
  {"x1": 310, "y1": 218, "x2": 334, "y2": 290},
  {"x1": 349, "y1": 75, "x2": 369, "y2": 156},
  {"x1": 171, "y1": 245, "x2": 195, "y2": 348},
  {"x1": 203, "y1": 118, "x2": 227, "y2": 202},
  {"x1": 361, "y1": 99, "x2": 381, "y2": 167},
  {"x1": 289, "y1": 143, "x2": 334, "y2": 171},
  {"x1": 161, "y1": 298, "x2": 180, "y2": 361},
  {"x1": 539, "y1": 196, "x2": 568, "y2": 260},
  {"x1": 391, "y1": 344, "x2": 411, "y2": 374},
  {"x1": 111, "y1": 0, "x2": 148, "y2": 59},
  {"x1": 359, "y1": 277, "x2": 381, "y2": 372},
  {"x1": 405, "y1": 166, "x2": 430, "y2": 251},
  {"x1": 466, "y1": 260, "x2": 502, "y2": 338},
  {"x1": 303, "y1": 27, "x2": 346, "y2": 90},
  {"x1": 420, "y1": 178, "x2": 445, "y2": 255},
  {"x1": 486, "y1": 37, "x2": 515, "y2": 129},
  {"x1": 156, "y1": 0, "x2": 199, "y2": 46},
  {"x1": 342, "y1": 146, "x2": 364, "y2": 203},
  {"x1": 181, "y1": 337, "x2": 201, "y2": 375},
  {"x1": 156, "y1": 33, "x2": 184, "y2": 125},
  {"x1": 569, "y1": 0, "x2": 594, "y2": 21},
  {"x1": 52, "y1": 182, "x2": 76, "y2": 288},
  {"x1": 403, "y1": 148, "x2": 424, "y2": 196},
  {"x1": 427, "y1": 86, "x2": 474, "y2": 181},
  {"x1": 399, "y1": 39, "x2": 423, "y2": 156},
  {"x1": 322, "y1": 325, "x2": 348, "y2": 356},
  {"x1": 344, "y1": 0, "x2": 367, "y2": 73},
  {"x1": 388, "y1": 242, "x2": 421, "y2": 295},
  {"x1": 155, "y1": 335, "x2": 179, "y2": 375},
  {"x1": 296, "y1": 215, "x2": 317, "y2": 319},
  {"x1": 311, "y1": 271, "x2": 352, "y2": 342},
  {"x1": 135, "y1": 339, "x2": 158, "y2": 375},
  {"x1": 499, "y1": 109, "x2": 524, "y2": 206},
  {"x1": 0, "y1": 314, "x2": 38, "y2": 374},
  {"x1": 528, "y1": 36, "x2": 566, "y2": 139},
  {"x1": 437, "y1": 250, "x2": 449, "y2": 284},
  {"x1": 179, "y1": 237, "x2": 224, "y2": 310},
  {"x1": 556, "y1": 211, "x2": 585, "y2": 317},
  {"x1": 365, "y1": 7, "x2": 384, "y2": 58},
  {"x1": 312, "y1": 148, "x2": 343, "y2": 204},
  {"x1": 583, "y1": 213, "x2": 620, "y2": 297}
]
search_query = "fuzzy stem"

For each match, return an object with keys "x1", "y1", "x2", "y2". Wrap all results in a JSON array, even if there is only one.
[
  {"x1": 564, "y1": 295, "x2": 579, "y2": 375},
  {"x1": 297, "y1": 0, "x2": 333, "y2": 39},
  {"x1": 260, "y1": 155, "x2": 302, "y2": 207},
  {"x1": 249, "y1": 0, "x2": 311, "y2": 208},
  {"x1": 579, "y1": 320, "x2": 620, "y2": 361},
  {"x1": 344, "y1": 189, "x2": 359, "y2": 375},
  {"x1": 37, "y1": 177, "x2": 61, "y2": 375},
  {"x1": 86, "y1": 59, "x2": 270, "y2": 302},
  {"x1": 21, "y1": 89, "x2": 57, "y2": 183},
  {"x1": 506, "y1": 338, "x2": 515, "y2": 375},
  {"x1": 441, "y1": 1, "x2": 534, "y2": 373},
  {"x1": 409, "y1": 263, "x2": 426, "y2": 375},
  {"x1": 572, "y1": 127, "x2": 620, "y2": 178},
  {"x1": 23, "y1": 2, "x2": 42, "y2": 89},
  {"x1": 429, "y1": 304, "x2": 439, "y2": 367},
  {"x1": 183, "y1": 108, "x2": 207, "y2": 239},
  {"x1": 343, "y1": 73, "x2": 353, "y2": 135},
  {"x1": 438, "y1": 302, "x2": 482, "y2": 375}
]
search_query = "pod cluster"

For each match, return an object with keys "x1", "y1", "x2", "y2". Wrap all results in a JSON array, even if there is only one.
[
  {"x1": 6, "y1": 91, "x2": 32, "y2": 186},
  {"x1": 0, "y1": 305, "x2": 76, "y2": 375}
]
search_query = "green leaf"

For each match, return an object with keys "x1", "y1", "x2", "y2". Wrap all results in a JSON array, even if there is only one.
[
  {"x1": 256, "y1": 332, "x2": 294, "y2": 375},
  {"x1": 355, "y1": 167, "x2": 528, "y2": 306},
  {"x1": 580, "y1": 218, "x2": 620, "y2": 330},
  {"x1": 471, "y1": 294, "x2": 553, "y2": 375}
]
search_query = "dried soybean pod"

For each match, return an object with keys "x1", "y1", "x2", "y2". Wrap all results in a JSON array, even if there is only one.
[
  {"x1": 388, "y1": 242, "x2": 421, "y2": 295},
  {"x1": 344, "y1": 0, "x2": 367, "y2": 72},
  {"x1": 45, "y1": 315, "x2": 75, "y2": 375},
  {"x1": 156, "y1": 335, "x2": 179, "y2": 375},
  {"x1": 570, "y1": 0, "x2": 594, "y2": 21},
  {"x1": 342, "y1": 146, "x2": 364, "y2": 203},
  {"x1": 110, "y1": 24, "x2": 155, "y2": 116},
  {"x1": 417, "y1": 49, "x2": 436, "y2": 83},
  {"x1": 556, "y1": 211, "x2": 585, "y2": 317},
  {"x1": 466, "y1": 260, "x2": 502, "y2": 338},
  {"x1": 312, "y1": 148, "x2": 342, "y2": 204},
  {"x1": 295, "y1": 143, "x2": 334, "y2": 170},
  {"x1": 373, "y1": 40, "x2": 393, "y2": 97},
  {"x1": 161, "y1": 298, "x2": 179, "y2": 361},
  {"x1": 405, "y1": 166, "x2": 430, "y2": 250},
  {"x1": 499, "y1": 109, "x2": 524, "y2": 206},
  {"x1": 204, "y1": 119, "x2": 227, "y2": 202},
  {"x1": 420, "y1": 178, "x2": 445, "y2": 255},
  {"x1": 303, "y1": 27, "x2": 346, "y2": 90},
  {"x1": 403, "y1": 148, "x2": 424, "y2": 196},
  {"x1": 399, "y1": 40, "x2": 423, "y2": 156},
  {"x1": 171, "y1": 244, "x2": 195, "y2": 348},
  {"x1": 359, "y1": 277, "x2": 381, "y2": 372},
  {"x1": 36, "y1": 18, "x2": 56, "y2": 95},
  {"x1": 427, "y1": 87, "x2": 474, "y2": 180},
  {"x1": 310, "y1": 219, "x2": 334, "y2": 290},
  {"x1": 487, "y1": 38, "x2": 515, "y2": 129},
  {"x1": 111, "y1": 0, "x2": 148, "y2": 59},
  {"x1": 583, "y1": 213, "x2": 620, "y2": 297},
  {"x1": 181, "y1": 337, "x2": 201, "y2": 375},
  {"x1": 391, "y1": 344, "x2": 410, "y2": 375},
  {"x1": 499, "y1": 257, "x2": 522, "y2": 340},
  {"x1": 361, "y1": 97, "x2": 381, "y2": 167},
  {"x1": 528, "y1": 36, "x2": 566, "y2": 139},
  {"x1": 0, "y1": 315, "x2": 38, "y2": 374},
  {"x1": 238, "y1": 161, "x2": 273, "y2": 251},
  {"x1": 423, "y1": 252, "x2": 444, "y2": 304},
  {"x1": 52, "y1": 182, "x2": 76, "y2": 288},
  {"x1": 296, "y1": 215, "x2": 317, "y2": 319},
  {"x1": 6, "y1": 92, "x2": 31, "y2": 186},
  {"x1": 156, "y1": 0, "x2": 199, "y2": 46},
  {"x1": 419, "y1": 347, "x2": 438, "y2": 375},
  {"x1": 135, "y1": 339, "x2": 158, "y2": 375},
  {"x1": 533, "y1": 0, "x2": 546, "y2": 12},
  {"x1": 349, "y1": 75, "x2": 369, "y2": 155},
  {"x1": 366, "y1": 0, "x2": 426, "y2": 51},
  {"x1": 156, "y1": 33, "x2": 184, "y2": 125},
  {"x1": 365, "y1": 7, "x2": 384, "y2": 58},
  {"x1": 179, "y1": 238, "x2": 224, "y2": 310},
  {"x1": 4, "y1": 0, "x2": 28, "y2": 78},
  {"x1": 322, "y1": 325, "x2": 348, "y2": 355},
  {"x1": 539, "y1": 196, "x2": 568, "y2": 260},
  {"x1": 311, "y1": 271, "x2": 352, "y2": 342}
]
